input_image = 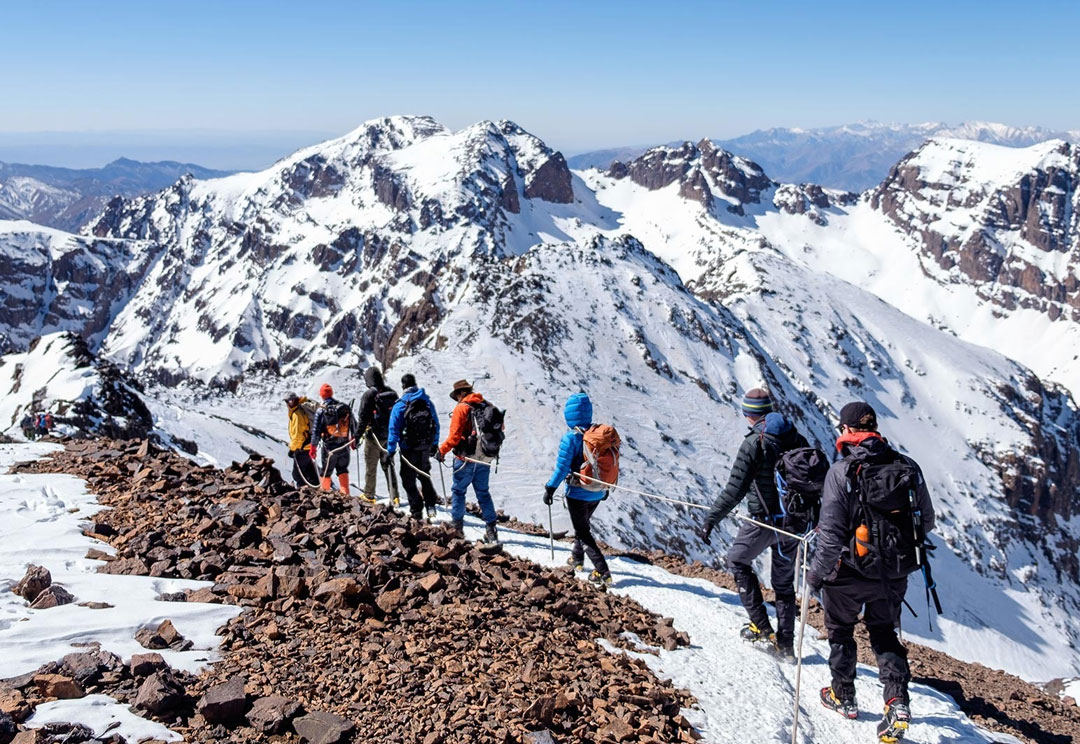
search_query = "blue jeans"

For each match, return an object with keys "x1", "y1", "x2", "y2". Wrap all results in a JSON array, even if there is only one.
[{"x1": 451, "y1": 459, "x2": 497, "y2": 524}]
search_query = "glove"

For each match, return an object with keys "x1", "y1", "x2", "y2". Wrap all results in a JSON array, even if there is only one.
[
  {"x1": 380, "y1": 451, "x2": 393, "y2": 468},
  {"x1": 350, "y1": 439, "x2": 358, "y2": 451},
  {"x1": 430, "y1": 444, "x2": 439, "y2": 458},
  {"x1": 698, "y1": 522, "x2": 713, "y2": 546},
  {"x1": 287, "y1": 449, "x2": 295, "y2": 459},
  {"x1": 543, "y1": 485, "x2": 556, "y2": 506},
  {"x1": 806, "y1": 569, "x2": 824, "y2": 595},
  {"x1": 435, "y1": 451, "x2": 445, "y2": 463},
  {"x1": 308, "y1": 444, "x2": 317, "y2": 460}
]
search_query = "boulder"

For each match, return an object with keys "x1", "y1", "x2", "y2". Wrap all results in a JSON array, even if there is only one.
[
  {"x1": 12, "y1": 566, "x2": 51, "y2": 603},
  {"x1": 247, "y1": 694, "x2": 303, "y2": 734},
  {"x1": 0, "y1": 711, "x2": 14, "y2": 744},
  {"x1": 293, "y1": 711, "x2": 356, "y2": 744},
  {"x1": 133, "y1": 671, "x2": 186, "y2": 714},
  {"x1": 29, "y1": 585, "x2": 75, "y2": 609},
  {"x1": 129, "y1": 653, "x2": 167, "y2": 678},
  {"x1": 32, "y1": 674, "x2": 84, "y2": 700},
  {"x1": 196, "y1": 676, "x2": 248, "y2": 725},
  {"x1": 0, "y1": 686, "x2": 29, "y2": 723}
]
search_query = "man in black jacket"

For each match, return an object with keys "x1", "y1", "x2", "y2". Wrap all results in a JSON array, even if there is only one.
[
  {"x1": 700, "y1": 388, "x2": 809, "y2": 658},
  {"x1": 358, "y1": 367, "x2": 401, "y2": 505},
  {"x1": 808, "y1": 401, "x2": 935, "y2": 742}
]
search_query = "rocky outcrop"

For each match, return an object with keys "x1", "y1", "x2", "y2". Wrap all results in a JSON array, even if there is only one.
[
  {"x1": 772, "y1": 183, "x2": 857, "y2": 225},
  {"x1": 522, "y1": 152, "x2": 574, "y2": 204},
  {"x1": 871, "y1": 138, "x2": 1080, "y2": 321}
]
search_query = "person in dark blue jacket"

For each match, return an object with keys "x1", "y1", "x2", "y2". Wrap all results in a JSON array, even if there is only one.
[
  {"x1": 387, "y1": 374, "x2": 441, "y2": 521},
  {"x1": 544, "y1": 392, "x2": 611, "y2": 588}
]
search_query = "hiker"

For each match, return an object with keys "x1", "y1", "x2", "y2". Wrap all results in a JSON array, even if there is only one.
[
  {"x1": 386, "y1": 373, "x2": 440, "y2": 521},
  {"x1": 437, "y1": 379, "x2": 505, "y2": 544},
  {"x1": 358, "y1": 367, "x2": 401, "y2": 505},
  {"x1": 808, "y1": 401, "x2": 935, "y2": 742},
  {"x1": 309, "y1": 384, "x2": 357, "y2": 496},
  {"x1": 698, "y1": 388, "x2": 810, "y2": 659},
  {"x1": 285, "y1": 392, "x2": 319, "y2": 488},
  {"x1": 20, "y1": 414, "x2": 35, "y2": 440},
  {"x1": 543, "y1": 392, "x2": 620, "y2": 589},
  {"x1": 36, "y1": 413, "x2": 50, "y2": 438}
]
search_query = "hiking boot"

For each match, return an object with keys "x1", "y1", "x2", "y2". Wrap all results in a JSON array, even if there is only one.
[
  {"x1": 449, "y1": 520, "x2": 464, "y2": 537},
  {"x1": 567, "y1": 556, "x2": 584, "y2": 572},
  {"x1": 425, "y1": 505, "x2": 437, "y2": 521},
  {"x1": 820, "y1": 687, "x2": 858, "y2": 720},
  {"x1": 588, "y1": 571, "x2": 613, "y2": 589},
  {"x1": 359, "y1": 492, "x2": 377, "y2": 505},
  {"x1": 877, "y1": 699, "x2": 911, "y2": 742},
  {"x1": 482, "y1": 523, "x2": 500, "y2": 545},
  {"x1": 392, "y1": 495, "x2": 401, "y2": 507},
  {"x1": 772, "y1": 640, "x2": 795, "y2": 662},
  {"x1": 739, "y1": 623, "x2": 776, "y2": 644},
  {"x1": 410, "y1": 511, "x2": 424, "y2": 522}
]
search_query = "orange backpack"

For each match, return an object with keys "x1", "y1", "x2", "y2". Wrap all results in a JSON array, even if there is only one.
[{"x1": 574, "y1": 424, "x2": 621, "y2": 492}]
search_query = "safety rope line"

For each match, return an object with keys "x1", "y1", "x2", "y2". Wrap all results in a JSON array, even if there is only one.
[{"x1": 366, "y1": 428, "x2": 437, "y2": 482}]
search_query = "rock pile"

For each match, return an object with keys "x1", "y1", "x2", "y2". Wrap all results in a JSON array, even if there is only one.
[{"x1": 10, "y1": 439, "x2": 698, "y2": 744}]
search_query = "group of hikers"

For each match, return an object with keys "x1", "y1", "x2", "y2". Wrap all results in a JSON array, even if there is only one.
[
  {"x1": 283, "y1": 374, "x2": 934, "y2": 743},
  {"x1": 19, "y1": 411, "x2": 53, "y2": 440}
]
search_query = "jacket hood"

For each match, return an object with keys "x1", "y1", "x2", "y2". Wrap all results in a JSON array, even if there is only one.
[
  {"x1": 762, "y1": 412, "x2": 792, "y2": 437},
  {"x1": 564, "y1": 393, "x2": 593, "y2": 429},
  {"x1": 460, "y1": 392, "x2": 484, "y2": 405},
  {"x1": 400, "y1": 387, "x2": 426, "y2": 402},
  {"x1": 839, "y1": 431, "x2": 891, "y2": 460},
  {"x1": 364, "y1": 367, "x2": 384, "y2": 388}
]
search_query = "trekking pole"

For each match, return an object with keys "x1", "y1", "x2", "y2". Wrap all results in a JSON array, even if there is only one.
[
  {"x1": 547, "y1": 500, "x2": 555, "y2": 560},
  {"x1": 791, "y1": 537, "x2": 811, "y2": 744},
  {"x1": 437, "y1": 459, "x2": 449, "y2": 506}
]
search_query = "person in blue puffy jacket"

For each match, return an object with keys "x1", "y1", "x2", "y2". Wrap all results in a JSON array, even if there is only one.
[{"x1": 544, "y1": 392, "x2": 611, "y2": 588}]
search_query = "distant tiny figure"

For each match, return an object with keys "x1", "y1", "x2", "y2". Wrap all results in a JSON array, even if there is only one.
[{"x1": 20, "y1": 414, "x2": 36, "y2": 440}]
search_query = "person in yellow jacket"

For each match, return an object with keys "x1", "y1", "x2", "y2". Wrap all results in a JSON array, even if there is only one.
[{"x1": 285, "y1": 392, "x2": 319, "y2": 487}]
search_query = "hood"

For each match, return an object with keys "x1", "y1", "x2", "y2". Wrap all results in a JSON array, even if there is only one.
[
  {"x1": 837, "y1": 431, "x2": 891, "y2": 460},
  {"x1": 460, "y1": 392, "x2": 485, "y2": 405},
  {"x1": 364, "y1": 367, "x2": 384, "y2": 388},
  {"x1": 564, "y1": 393, "x2": 593, "y2": 429},
  {"x1": 400, "y1": 387, "x2": 426, "y2": 402},
  {"x1": 762, "y1": 412, "x2": 792, "y2": 437}
]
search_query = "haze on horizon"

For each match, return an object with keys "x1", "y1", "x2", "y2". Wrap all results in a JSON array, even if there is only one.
[{"x1": 3, "y1": 0, "x2": 1077, "y2": 170}]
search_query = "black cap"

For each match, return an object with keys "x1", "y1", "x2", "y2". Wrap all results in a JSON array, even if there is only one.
[
  {"x1": 839, "y1": 401, "x2": 877, "y2": 431},
  {"x1": 284, "y1": 392, "x2": 299, "y2": 403}
]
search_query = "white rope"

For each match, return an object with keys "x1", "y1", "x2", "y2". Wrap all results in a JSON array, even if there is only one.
[{"x1": 366, "y1": 429, "x2": 436, "y2": 482}]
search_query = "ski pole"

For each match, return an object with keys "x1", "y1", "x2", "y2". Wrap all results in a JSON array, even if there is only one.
[
  {"x1": 437, "y1": 459, "x2": 449, "y2": 506},
  {"x1": 547, "y1": 501, "x2": 555, "y2": 560},
  {"x1": 791, "y1": 538, "x2": 811, "y2": 744}
]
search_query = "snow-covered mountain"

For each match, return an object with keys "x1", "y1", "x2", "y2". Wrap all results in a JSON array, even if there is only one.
[
  {"x1": 568, "y1": 120, "x2": 1080, "y2": 191},
  {"x1": 2, "y1": 116, "x2": 1079, "y2": 684},
  {"x1": 0, "y1": 158, "x2": 232, "y2": 232}
]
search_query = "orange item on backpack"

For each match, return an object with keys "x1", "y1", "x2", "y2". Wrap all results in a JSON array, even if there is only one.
[{"x1": 576, "y1": 424, "x2": 621, "y2": 492}]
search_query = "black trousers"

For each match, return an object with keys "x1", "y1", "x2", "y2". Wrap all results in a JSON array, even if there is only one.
[
  {"x1": 320, "y1": 441, "x2": 352, "y2": 476},
  {"x1": 290, "y1": 449, "x2": 319, "y2": 487},
  {"x1": 567, "y1": 497, "x2": 608, "y2": 576},
  {"x1": 400, "y1": 448, "x2": 439, "y2": 515},
  {"x1": 726, "y1": 518, "x2": 802, "y2": 646},
  {"x1": 821, "y1": 569, "x2": 910, "y2": 704}
]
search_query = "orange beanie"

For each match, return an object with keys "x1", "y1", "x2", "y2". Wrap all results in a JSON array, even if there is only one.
[{"x1": 320, "y1": 383, "x2": 333, "y2": 399}]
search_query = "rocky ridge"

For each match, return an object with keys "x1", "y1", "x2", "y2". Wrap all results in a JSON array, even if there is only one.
[{"x1": 6, "y1": 438, "x2": 698, "y2": 744}]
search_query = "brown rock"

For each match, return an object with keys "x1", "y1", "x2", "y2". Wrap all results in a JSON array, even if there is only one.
[
  {"x1": 13, "y1": 566, "x2": 51, "y2": 603},
  {"x1": 133, "y1": 671, "x2": 186, "y2": 714},
  {"x1": 417, "y1": 573, "x2": 445, "y2": 594},
  {"x1": 129, "y1": 653, "x2": 167, "y2": 677},
  {"x1": 0, "y1": 685, "x2": 29, "y2": 722},
  {"x1": 293, "y1": 710, "x2": 356, "y2": 744},
  {"x1": 32, "y1": 674, "x2": 84, "y2": 700},
  {"x1": 197, "y1": 676, "x2": 248, "y2": 725},
  {"x1": 375, "y1": 588, "x2": 404, "y2": 613},
  {"x1": 312, "y1": 578, "x2": 360, "y2": 601},
  {"x1": 29, "y1": 585, "x2": 75, "y2": 609},
  {"x1": 247, "y1": 694, "x2": 302, "y2": 734}
]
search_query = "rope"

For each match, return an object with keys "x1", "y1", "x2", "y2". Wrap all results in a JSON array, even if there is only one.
[{"x1": 366, "y1": 429, "x2": 436, "y2": 482}]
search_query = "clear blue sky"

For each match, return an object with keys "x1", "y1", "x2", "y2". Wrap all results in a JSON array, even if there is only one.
[{"x1": 2, "y1": 0, "x2": 1077, "y2": 167}]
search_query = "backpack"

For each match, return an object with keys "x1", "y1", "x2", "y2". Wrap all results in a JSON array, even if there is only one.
[
  {"x1": 401, "y1": 397, "x2": 436, "y2": 450},
  {"x1": 775, "y1": 447, "x2": 829, "y2": 522},
  {"x1": 460, "y1": 401, "x2": 505, "y2": 461},
  {"x1": 847, "y1": 453, "x2": 925, "y2": 580},
  {"x1": 571, "y1": 424, "x2": 621, "y2": 492},
  {"x1": 323, "y1": 401, "x2": 353, "y2": 440},
  {"x1": 372, "y1": 389, "x2": 398, "y2": 432}
]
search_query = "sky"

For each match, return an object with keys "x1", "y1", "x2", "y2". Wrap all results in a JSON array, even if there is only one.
[{"x1": 2, "y1": 0, "x2": 1078, "y2": 169}]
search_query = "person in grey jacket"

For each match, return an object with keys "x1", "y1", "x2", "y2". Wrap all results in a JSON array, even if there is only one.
[
  {"x1": 700, "y1": 388, "x2": 809, "y2": 657},
  {"x1": 808, "y1": 401, "x2": 935, "y2": 741}
]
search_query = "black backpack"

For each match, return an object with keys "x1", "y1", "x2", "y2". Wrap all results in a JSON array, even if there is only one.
[
  {"x1": 775, "y1": 447, "x2": 829, "y2": 522},
  {"x1": 461, "y1": 401, "x2": 505, "y2": 460},
  {"x1": 322, "y1": 401, "x2": 352, "y2": 441},
  {"x1": 372, "y1": 388, "x2": 398, "y2": 432},
  {"x1": 401, "y1": 397, "x2": 436, "y2": 450},
  {"x1": 847, "y1": 453, "x2": 926, "y2": 580}
]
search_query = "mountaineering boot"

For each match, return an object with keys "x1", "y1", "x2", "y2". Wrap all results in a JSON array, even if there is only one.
[
  {"x1": 425, "y1": 505, "x2": 437, "y2": 521},
  {"x1": 450, "y1": 519, "x2": 465, "y2": 537},
  {"x1": 588, "y1": 570, "x2": 613, "y2": 590},
  {"x1": 319, "y1": 476, "x2": 332, "y2": 492},
  {"x1": 877, "y1": 699, "x2": 911, "y2": 742},
  {"x1": 337, "y1": 473, "x2": 350, "y2": 497},
  {"x1": 410, "y1": 511, "x2": 424, "y2": 522},
  {"x1": 393, "y1": 494, "x2": 401, "y2": 507},
  {"x1": 820, "y1": 687, "x2": 858, "y2": 720},
  {"x1": 359, "y1": 492, "x2": 377, "y2": 504},
  {"x1": 482, "y1": 523, "x2": 500, "y2": 545},
  {"x1": 739, "y1": 622, "x2": 776, "y2": 645},
  {"x1": 567, "y1": 555, "x2": 584, "y2": 572},
  {"x1": 772, "y1": 640, "x2": 795, "y2": 662}
]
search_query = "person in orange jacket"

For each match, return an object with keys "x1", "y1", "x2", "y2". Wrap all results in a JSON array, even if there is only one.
[{"x1": 438, "y1": 379, "x2": 500, "y2": 543}]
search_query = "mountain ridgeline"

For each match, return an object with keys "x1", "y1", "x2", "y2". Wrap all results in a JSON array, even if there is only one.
[{"x1": 2, "y1": 115, "x2": 1080, "y2": 680}]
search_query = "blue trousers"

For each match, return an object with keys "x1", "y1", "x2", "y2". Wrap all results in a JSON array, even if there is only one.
[{"x1": 451, "y1": 459, "x2": 497, "y2": 524}]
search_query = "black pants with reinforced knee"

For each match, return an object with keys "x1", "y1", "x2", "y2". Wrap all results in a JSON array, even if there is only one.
[
  {"x1": 567, "y1": 496, "x2": 608, "y2": 576},
  {"x1": 821, "y1": 568, "x2": 910, "y2": 704},
  {"x1": 290, "y1": 448, "x2": 319, "y2": 487},
  {"x1": 400, "y1": 448, "x2": 439, "y2": 515},
  {"x1": 726, "y1": 518, "x2": 803, "y2": 646}
]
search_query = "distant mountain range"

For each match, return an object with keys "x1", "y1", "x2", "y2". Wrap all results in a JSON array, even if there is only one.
[
  {"x1": 0, "y1": 157, "x2": 233, "y2": 231},
  {"x1": 568, "y1": 121, "x2": 1080, "y2": 191}
]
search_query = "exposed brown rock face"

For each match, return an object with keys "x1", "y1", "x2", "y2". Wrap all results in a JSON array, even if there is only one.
[
  {"x1": 523, "y1": 153, "x2": 574, "y2": 204},
  {"x1": 11, "y1": 438, "x2": 698, "y2": 743},
  {"x1": 871, "y1": 140, "x2": 1080, "y2": 321}
]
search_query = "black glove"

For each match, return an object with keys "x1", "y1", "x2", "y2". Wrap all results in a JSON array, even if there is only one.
[
  {"x1": 287, "y1": 449, "x2": 295, "y2": 459},
  {"x1": 543, "y1": 485, "x2": 556, "y2": 506},
  {"x1": 380, "y1": 451, "x2": 393, "y2": 468},
  {"x1": 699, "y1": 522, "x2": 713, "y2": 546},
  {"x1": 430, "y1": 444, "x2": 439, "y2": 458},
  {"x1": 435, "y1": 451, "x2": 445, "y2": 463}
]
